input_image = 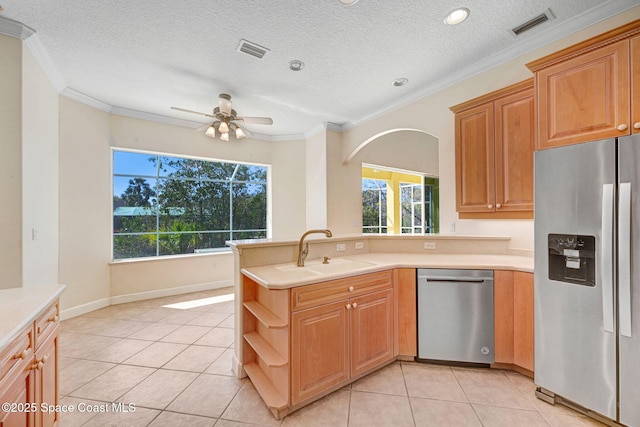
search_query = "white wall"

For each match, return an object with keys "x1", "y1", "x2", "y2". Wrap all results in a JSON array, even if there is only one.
[
  {"x1": 22, "y1": 44, "x2": 59, "y2": 287},
  {"x1": 0, "y1": 35, "x2": 23, "y2": 289},
  {"x1": 305, "y1": 127, "x2": 328, "y2": 229},
  {"x1": 58, "y1": 97, "x2": 112, "y2": 312},
  {"x1": 270, "y1": 139, "x2": 307, "y2": 239}
]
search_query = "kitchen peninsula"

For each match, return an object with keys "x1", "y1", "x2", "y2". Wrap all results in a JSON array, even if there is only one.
[
  {"x1": 0, "y1": 285, "x2": 65, "y2": 427},
  {"x1": 228, "y1": 234, "x2": 534, "y2": 418}
]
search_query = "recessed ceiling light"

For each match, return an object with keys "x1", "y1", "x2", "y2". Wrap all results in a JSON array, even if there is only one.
[
  {"x1": 289, "y1": 60, "x2": 305, "y2": 71},
  {"x1": 339, "y1": 0, "x2": 359, "y2": 4},
  {"x1": 392, "y1": 78, "x2": 409, "y2": 87},
  {"x1": 444, "y1": 8, "x2": 470, "y2": 25}
]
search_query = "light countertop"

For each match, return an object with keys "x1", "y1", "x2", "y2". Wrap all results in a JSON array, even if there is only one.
[
  {"x1": 0, "y1": 284, "x2": 66, "y2": 350},
  {"x1": 242, "y1": 253, "x2": 533, "y2": 289}
]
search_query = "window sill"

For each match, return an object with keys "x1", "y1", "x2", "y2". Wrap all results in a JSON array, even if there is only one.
[{"x1": 110, "y1": 250, "x2": 232, "y2": 265}]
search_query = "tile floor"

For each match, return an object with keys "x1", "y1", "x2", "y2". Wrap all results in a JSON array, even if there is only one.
[{"x1": 58, "y1": 287, "x2": 605, "y2": 426}]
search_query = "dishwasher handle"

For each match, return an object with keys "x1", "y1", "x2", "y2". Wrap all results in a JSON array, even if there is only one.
[{"x1": 423, "y1": 277, "x2": 488, "y2": 283}]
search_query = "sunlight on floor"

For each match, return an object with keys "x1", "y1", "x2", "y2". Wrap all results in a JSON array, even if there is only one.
[{"x1": 162, "y1": 293, "x2": 234, "y2": 310}]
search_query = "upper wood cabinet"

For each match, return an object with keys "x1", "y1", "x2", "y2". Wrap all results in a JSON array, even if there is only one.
[
  {"x1": 527, "y1": 20, "x2": 640, "y2": 149},
  {"x1": 451, "y1": 79, "x2": 535, "y2": 219}
]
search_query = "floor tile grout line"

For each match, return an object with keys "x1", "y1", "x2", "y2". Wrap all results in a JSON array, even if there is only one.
[{"x1": 399, "y1": 363, "x2": 418, "y2": 427}]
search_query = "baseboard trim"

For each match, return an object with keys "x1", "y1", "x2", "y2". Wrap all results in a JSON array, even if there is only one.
[
  {"x1": 110, "y1": 280, "x2": 233, "y2": 305},
  {"x1": 60, "y1": 280, "x2": 233, "y2": 320},
  {"x1": 60, "y1": 297, "x2": 110, "y2": 321}
]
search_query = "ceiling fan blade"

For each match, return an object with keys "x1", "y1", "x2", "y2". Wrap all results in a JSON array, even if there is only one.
[
  {"x1": 237, "y1": 116, "x2": 273, "y2": 125},
  {"x1": 171, "y1": 106, "x2": 216, "y2": 119}
]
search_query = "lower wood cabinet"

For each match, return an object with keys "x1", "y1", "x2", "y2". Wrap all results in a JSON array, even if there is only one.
[
  {"x1": 291, "y1": 279, "x2": 394, "y2": 407},
  {"x1": 494, "y1": 271, "x2": 534, "y2": 375},
  {"x1": 0, "y1": 299, "x2": 60, "y2": 427},
  {"x1": 243, "y1": 270, "x2": 394, "y2": 418},
  {"x1": 291, "y1": 300, "x2": 349, "y2": 405}
]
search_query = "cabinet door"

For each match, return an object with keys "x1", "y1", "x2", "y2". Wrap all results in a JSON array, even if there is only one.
[
  {"x1": 536, "y1": 40, "x2": 630, "y2": 149},
  {"x1": 0, "y1": 363, "x2": 34, "y2": 427},
  {"x1": 34, "y1": 331, "x2": 58, "y2": 427},
  {"x1": 455, "y1": 102, "x2": 495, "y2": 213},
  {"x1": 350, "y1": 288, "x2": 394, "y2": 378},
  {"x1": 494, "y1": 89, "x2": 535, "y2": 212},
  {"x1": 291, "y1": 300, "x2": 349, "y2": 405},
  {"x1": 631, "y1": 35, "x2": 640, "y2": 134},
  {"x1": 513, "y1": 272, "x2": 534, "y2": 372}
]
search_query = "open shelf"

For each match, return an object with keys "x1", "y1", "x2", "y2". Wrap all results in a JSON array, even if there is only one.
[
  {"x1": 244, "y1": 301, "x2": 287, "y2": 328},
  {"x1": 244, "y1": 362, "x2": 288, "y2": 411},
  {"x1": 244, "y1": 332, "x2": 287, "y2": 367}
]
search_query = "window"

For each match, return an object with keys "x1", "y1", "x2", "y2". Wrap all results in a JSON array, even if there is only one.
[
  {"x1": 362, "y1": 179, "x2": 387, "y2": 233},
  {"x1": 113, "y1": 150, "x2": 268, "y2": 259},
  {"x1": 362, "y1": 166, "x2": 439, "y2": 234}
]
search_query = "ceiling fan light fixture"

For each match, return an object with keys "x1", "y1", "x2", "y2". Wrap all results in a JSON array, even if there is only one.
[
  {"x1": 205, "y1": 124, "x2": 217, "y2": 138},
  {"x1": 444, "y1": 8, "x2": 470, "y2": 25},
  {"x1": 218, "y1": 120, "x2": 229, "y2": 134},
  {"x1": 220, "y1": 132, "x2": 230, "y2": 142},
  {"x1": 235, "y1": 127, "x2": 246, "y2": 139}
]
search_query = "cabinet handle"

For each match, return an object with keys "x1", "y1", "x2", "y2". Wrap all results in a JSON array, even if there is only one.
[
  {"x1": 348, "y1": 286, "x2": 354, "y2": 292},
  {"x1": 48, "y1": 314, "x2": 59, "y2": 323},
  {"x1": 488, "y1": 204, "x2": 493, "y2": 209},
  {"x1": 634, "y1": 122, "x2": 640, "y2": 130},
  {"x1": 346, "y1": 304, "x2": 351, "y2": 309},
  {"x1": 41, "y1": 355, "x2": 48, "y2": 363},
  {"x1": 12, "y1": 349, "x2": 27, "y2": 360},
  {"x1": 37, "y1": 361, "x2": 44, "y2": 370},
  {"x1": 618, "y1": 124, "x2": 628, "y2": 131},
  {"x1": 496, "y1": 203, "x2": 502, "y2": 209},
  {"x1": 352, "y1": 302, "x2": 358, "y2": 308}
]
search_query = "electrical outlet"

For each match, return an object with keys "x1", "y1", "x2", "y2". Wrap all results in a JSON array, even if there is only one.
[
  {"x1": 355, "y1": 242, "x2": 364, "y2": 250},
  {"x1": 424, "y1": 241, "x2": 436, "y2": 250},
  {"x1": 336, "y1": 243, "x2": 346, "y2": 252}
]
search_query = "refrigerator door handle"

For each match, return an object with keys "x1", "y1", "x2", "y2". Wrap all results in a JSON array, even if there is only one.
[
  {"x1": 619, "y1": 182, "x2": 632, "y2": 337},
  {"x1": 602, "y1": 184, "x2": 615, "y2": 333}
]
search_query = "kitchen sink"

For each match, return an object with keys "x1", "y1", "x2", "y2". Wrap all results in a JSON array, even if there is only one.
[{"x1": 274, "y1": 258, "x2": 374, "y2": 277}]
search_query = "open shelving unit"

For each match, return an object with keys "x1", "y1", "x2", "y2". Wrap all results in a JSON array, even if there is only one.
[{"x1": 242, "y1": 275, "x2": 290, "y2": 418}]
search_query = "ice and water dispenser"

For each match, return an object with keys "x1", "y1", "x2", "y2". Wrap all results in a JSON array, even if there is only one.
[{"x1": 548, "y1": 234, "x2": 596, "y2": 286}]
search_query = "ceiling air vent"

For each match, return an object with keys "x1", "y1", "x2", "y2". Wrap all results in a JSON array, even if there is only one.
[
  {"x1": 236, "y1": 39, "x2": 270, "y2": 59},
  {"x1": 511, "y1": 9, "x2": 555, "y2": 36}
]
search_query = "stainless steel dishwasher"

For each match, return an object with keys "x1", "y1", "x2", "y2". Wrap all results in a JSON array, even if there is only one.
[{"x1": 417, "y1": 269, "x2": 494, "y2": 365}]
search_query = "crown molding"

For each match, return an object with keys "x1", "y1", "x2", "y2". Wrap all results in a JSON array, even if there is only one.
[
  {"x1": 24, "y1": 35, "x2": 67, "y2": 92},
  {"x1": 341, "y1": 0, "x2": 640, "y2": 132},
  {"x1": 61, "y1": 88, "x2": 112, "y2": 113},
  {"x1": 0, "y1": 15, "x2": 35, "y2": 39}
]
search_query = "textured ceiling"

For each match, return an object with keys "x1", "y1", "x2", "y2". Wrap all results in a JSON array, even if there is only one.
[{"x1": 0, "y1": 0, "x2": 635, "y2": 139}]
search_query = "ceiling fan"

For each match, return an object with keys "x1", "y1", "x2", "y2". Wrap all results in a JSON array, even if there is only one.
[{"x1": 171, "y1": 93, "x2": 273, "y2": 141}]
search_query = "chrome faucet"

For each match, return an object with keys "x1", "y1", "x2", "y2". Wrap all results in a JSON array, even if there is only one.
[{"x1": 297, "y1": 229, "x2": 333, "y2": 267}]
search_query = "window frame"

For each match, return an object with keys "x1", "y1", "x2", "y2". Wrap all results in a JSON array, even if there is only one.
[{"x1": 111, "y1": 148, "x2": 270, "y2": 260}]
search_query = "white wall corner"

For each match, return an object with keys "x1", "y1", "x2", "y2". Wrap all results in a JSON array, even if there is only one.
[{"x1": 23, "y1": 35, "x2": 66, "y2": 92}]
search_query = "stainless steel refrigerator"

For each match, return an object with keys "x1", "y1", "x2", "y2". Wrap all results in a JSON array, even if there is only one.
[{"x1": 534, "y1": 134, "x2": 640, "y2": 426}]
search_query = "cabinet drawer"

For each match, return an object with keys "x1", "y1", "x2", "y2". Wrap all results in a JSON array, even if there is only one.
[
  {"x1": 35, "y1": 301, "x2": 59, "y2": 348},
  {"x1": 291, "y1": 271, "x2": 392, "y2": 312},
  {"x1": 0, "y1": 326, "x2": 33, "y2": 384}
]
